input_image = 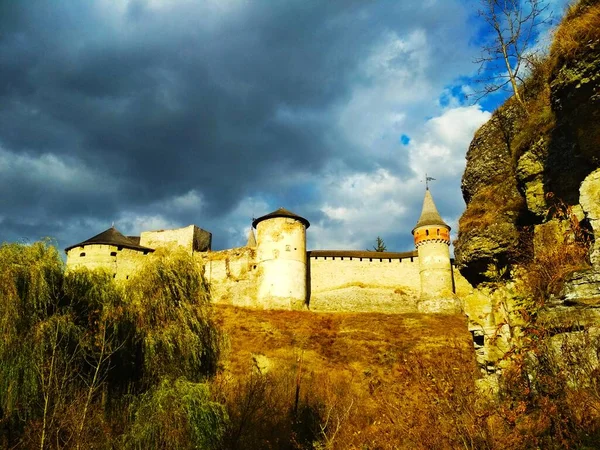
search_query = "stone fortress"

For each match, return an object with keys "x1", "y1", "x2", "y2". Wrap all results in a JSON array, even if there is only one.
[{"x1": 65, "y1": 189, "x2": 471, "y2": 314}]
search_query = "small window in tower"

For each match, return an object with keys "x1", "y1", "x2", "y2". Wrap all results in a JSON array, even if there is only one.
[
  {"x1": 426, "y1": 230, "x2": 429, "y2": 236},
  {"x1": 118, "y1": 246, "x2": 123, "y2": 251},
  {"x1": 80, "y1": 252, "x2": 86, "y2": 257},
  {"x1": 437, "y1": 229, "x2": 440, "y2": 236},
  {"x1": 110, "y1": 251, "x2": 117, "y2": 257}
]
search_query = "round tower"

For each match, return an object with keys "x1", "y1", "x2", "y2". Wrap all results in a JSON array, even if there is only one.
[
  {"x1": 412, "y1": 188, "x2": 460, "y2": 313},
  {"x1": 252, "y1": 208, "x2": 309, "y2": 310}
]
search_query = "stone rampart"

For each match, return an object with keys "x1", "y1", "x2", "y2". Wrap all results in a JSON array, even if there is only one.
[
  {"x1": 197, "y1": 246, "x2": 258, "y2": 307},
  {"x1": 307, "y1": 250, "x2": 421, "y2": 313}
]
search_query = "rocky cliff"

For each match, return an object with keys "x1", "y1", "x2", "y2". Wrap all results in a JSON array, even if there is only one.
[
  {"x1": 455, "y1": 1, "x2": 600, "y2": 376},
  {"x1": 455, "y1": 0, "x2": 600, "y2": 292}
]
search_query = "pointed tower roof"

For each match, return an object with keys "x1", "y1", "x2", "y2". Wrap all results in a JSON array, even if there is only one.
[
  {"x1": 412, "y1": 188, "x2": 450, "y2": 233},
  {"x1": 246, "y1": 227, "x2": 257, "y2": 247},
  {"x1": 252, "y1": 207, "x2": 310, "y2": 229},
  {"x1": 65, "y1": 227, "x2": 155, "y2": 252}
]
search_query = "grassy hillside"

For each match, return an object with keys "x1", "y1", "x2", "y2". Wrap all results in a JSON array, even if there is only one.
[{"x1": 213, "y1": 306, "x2": 482, "y2": 449}]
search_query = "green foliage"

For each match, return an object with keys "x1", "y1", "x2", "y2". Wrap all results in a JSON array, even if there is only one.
[
  {"x1": 125, "y1": 249, "x2": 222, "y2": 384},
  {"x1": 370, "y1": 236, "x2": 387, "y2": 252},
  {"x1": 124, "y1": 378, "x2": 227, "y2": 450},
  {"x1": 0, "y1": 240, "x2": 65, "y2": 420},
  {"x1": 0, "y1": 241, "x2": 225, "y2": 448}
]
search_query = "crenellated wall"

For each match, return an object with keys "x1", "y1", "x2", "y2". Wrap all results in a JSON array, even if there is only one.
[{"x1": 307, "y1": 250, "x2": 420, "y2": 313}]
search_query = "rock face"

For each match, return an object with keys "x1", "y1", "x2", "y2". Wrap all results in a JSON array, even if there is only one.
[
  {"x1": 458, "y1": 0, "x2": 600, "y2": 377},
  {"x1": 456, "y1": 3, "x2": 600, "y2": 285},
  {"x1": 580, "y1": 169, "x2": 600, "y2": 266},
  {"x1": 454, "y1": 104, "x2": 525, "y2": 285}
]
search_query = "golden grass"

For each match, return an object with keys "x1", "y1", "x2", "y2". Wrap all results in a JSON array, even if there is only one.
[
  {"x1": 213, "y1": 306, "x2": 481, "y2": 449},
  {"x1": 214, "y1": 305, "x2": 471, "y2": 376},
  {"x1": 551, "y1": 1, "x2": 600, "y2": 64}
]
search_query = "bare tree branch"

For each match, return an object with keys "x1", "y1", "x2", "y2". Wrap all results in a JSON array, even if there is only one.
[{"x1": 470, "y1": 0, "x2": 551, "y2": 110}]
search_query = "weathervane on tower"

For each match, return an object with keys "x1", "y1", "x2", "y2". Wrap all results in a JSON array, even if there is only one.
[{"x1": 425, "y1": 173, "x2": 436, "y2": 190}]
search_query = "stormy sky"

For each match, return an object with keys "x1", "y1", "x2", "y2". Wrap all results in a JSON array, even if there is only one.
[{"x1": 0, "y1": 0, "x2": 566, "y2": 253}]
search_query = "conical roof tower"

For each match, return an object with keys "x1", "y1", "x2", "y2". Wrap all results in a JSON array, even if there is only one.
[{"x1": 412, "y1": 188, "x2": 450, "y2": 234}]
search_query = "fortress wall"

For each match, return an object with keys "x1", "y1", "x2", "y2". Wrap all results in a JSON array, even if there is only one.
[
  {"x1": 197, "y1": 246, "x2": 258, "y2": 308},
  {"x1": 140, "y1": 225, "x2": 211, "y2": 252},
  {"x1": 66, "y1": 245, "x2": 151, "y2": 280},
  {"x1": 67, "y1": 244, "x2": 117, "y2": 274},
  {"x1": 308, "y1": 254, "x2": 421, "y2": 313},
  {"x1": 115, "y1": 248, "x2": 153, "y2": 280}
]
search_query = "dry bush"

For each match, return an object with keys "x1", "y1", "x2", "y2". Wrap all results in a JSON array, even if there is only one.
[
  {"x1": 511, "y1": 57, "x2": 555, "y2": 163},
  {"x1": 521, "y1": 195, "x2": 591, "y2": 302},
  {"x1": 213, "y1": 365, "x2": 320, "y2": 450},
  {"x1": 484, "y1": 324, "x2": 600, "y2": 449}
]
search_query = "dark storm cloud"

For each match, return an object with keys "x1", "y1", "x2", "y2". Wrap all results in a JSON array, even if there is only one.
[{"x1": 0, "y1": 0, "x2": 478, "y2": 249}]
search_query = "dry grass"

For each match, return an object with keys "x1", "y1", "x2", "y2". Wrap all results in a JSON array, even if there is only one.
[
  {"x1": 214, "y1": 306, "x2": 471, "y2": 377},
  {"x1": 213, "y1": 306, "x2": 482, "y2": 449},
  {"x1": 459, "y1": 178, "x2": 525, "y2": 233},
  {"x1": 551, "y1": 1, "x2": 600, "y2": 64}
]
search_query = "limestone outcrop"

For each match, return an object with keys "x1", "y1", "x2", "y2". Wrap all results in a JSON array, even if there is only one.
[
  {"x1": 454, "y1": 103, "x2": 525, "y2": 285},
  {"x1": 457, "y1": 1, "x2": 600, "y2": 374},
  {"x1": 456, "y1": 2, "x2": 600, "y2": 286}
]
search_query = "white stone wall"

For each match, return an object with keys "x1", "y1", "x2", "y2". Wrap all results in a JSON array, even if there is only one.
[
  {"x1": 255, "y1": 217, "x2": 307, "y2": 309},
  {"x1": 198, "y1": 247, "x2": 258, "y2": 307},
  {"x1": 66, "y1": 244, "x2": 152, "y2": 280},
  {"x1": 309, "y1": 255, "x2": 421, "y2": 312}
]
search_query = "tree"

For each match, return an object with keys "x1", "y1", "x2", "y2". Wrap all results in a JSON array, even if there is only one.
[
  {"x1": 473, "y1": 0, "x2": 550, "y2": 109},
  {"x1": 370, "y1": 237, "x2": 387, "y2": 252}
]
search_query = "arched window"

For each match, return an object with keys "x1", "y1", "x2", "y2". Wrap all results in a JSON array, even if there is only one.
[
  {"x1": 425, "y1": 229, "x2": 429, "y2": 236},
  {"x1": 437, "y1": 229, "x2": 440, "y2": 236}
]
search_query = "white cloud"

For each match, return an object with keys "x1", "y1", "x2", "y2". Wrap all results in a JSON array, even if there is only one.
[
  {"x1": 408, "y1": 105, "x2": 492, "y2": 178},
  {"x1": 0, "y1": 148, "x2": 118, "y2": 195},
  {"x1": 157, "y1": 189, "x2": 205, "y2": 212}
]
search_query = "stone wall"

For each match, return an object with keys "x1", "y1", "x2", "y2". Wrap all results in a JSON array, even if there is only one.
[
  {"x1": 198, "y1": 246, "x2": 258, "y2": 308},
  {"x1": 140, "y1": 225, "x2": 211, "y2": 252},
  {"x1": 307, "y1": 251, "x2": 421, "y2": 313},
  {"x1": 66, "y1": 244, "x2": 152, "y2": 280}
]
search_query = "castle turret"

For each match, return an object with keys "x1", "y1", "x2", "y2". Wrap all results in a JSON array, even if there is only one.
[
  {"x1": 252, "y1": 208, "x2": 309, "y2": 310},
  {"x1": 412, "y1": 189, "x2": 460, "y2": 313}
]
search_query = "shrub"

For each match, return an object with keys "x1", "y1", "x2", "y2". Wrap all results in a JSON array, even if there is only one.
[{"x1": 124, "y1": 378, "x2": 227, "y2": 450}]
